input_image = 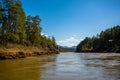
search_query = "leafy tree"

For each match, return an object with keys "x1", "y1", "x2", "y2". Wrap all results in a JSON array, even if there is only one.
[
  {"x1": 76, "y1": 25, "x2": 120, "y2": 53},
  {"x1": 26, "y1": 15, "x2": 42, "y2": 46},
  {"x1": 0, "y1": 0, "x2": 26, "y2": 44},
  {"x1": 0, "y1": 0, "x2": 58, "y2": 52}
]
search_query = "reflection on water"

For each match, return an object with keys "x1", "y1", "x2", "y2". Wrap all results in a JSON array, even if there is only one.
[{"x1": 0, "y1": 53, "x2": 120, "y2": 80}]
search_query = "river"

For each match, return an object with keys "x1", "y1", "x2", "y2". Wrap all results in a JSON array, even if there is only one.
[{"x1": 0, "y1": 52, "x2": 120, "y2": 80}]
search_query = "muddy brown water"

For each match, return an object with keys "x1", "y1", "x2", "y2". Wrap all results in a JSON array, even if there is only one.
[{"x1": 0, "y1": 52, "x2": 120, "y2": 80}]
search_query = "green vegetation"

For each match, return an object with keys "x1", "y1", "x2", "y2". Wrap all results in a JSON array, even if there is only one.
[
  {"x1": 76, "y1": 25, "x2": 120, "y2": 53},
  {"x1": 58, "y1": 46, "x2": 76, "y2": 52},
  {"x1": 0, "y1": 0, "x2": 58, "y2": 52}
]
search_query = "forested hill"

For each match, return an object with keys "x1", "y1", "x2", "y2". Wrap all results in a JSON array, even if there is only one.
[
  {"x1": 76, "y1": 25, "x2": 120, "y2": 53},
  {"x1": 0, "y1": 0, "x2": 58, "y2": 54},
  {"x1": 58, "y1": 46, "x2": 76, "y2": 52}
]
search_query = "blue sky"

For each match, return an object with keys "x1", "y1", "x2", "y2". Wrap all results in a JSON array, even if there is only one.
[{"x1": 21, "y1": 0, "x2": 120, "y2": 47}]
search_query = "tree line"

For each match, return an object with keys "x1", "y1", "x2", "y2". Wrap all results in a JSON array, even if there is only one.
[
  {"x1": 58, "y1": 46, "x2": 76, "y2": 52},
  {"x1": 76, "y1": 25, "x2": 120, "y2": 53},
  {"x1": 0, "y1": 0, "x2": 57, "y2": 50}
]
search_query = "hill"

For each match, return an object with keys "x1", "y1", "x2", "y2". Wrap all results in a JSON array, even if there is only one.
[
  {"x1": 58, "y1": 45, "x2": 76, "y2": 52},
  {"x1": 76, "y1": 25, "x2": 120, "y2": 53}
]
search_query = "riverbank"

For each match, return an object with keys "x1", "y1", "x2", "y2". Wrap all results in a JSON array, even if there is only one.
[{"x1": 0, "y1": 46, "x2": 59, "y2": 60}]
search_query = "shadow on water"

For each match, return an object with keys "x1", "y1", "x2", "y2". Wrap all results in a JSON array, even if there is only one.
[
  {"x1": 0, "y1": 55, "x2": 57, "y2": 80},
  {"x1": 0, "y1": 53, "x2": 120, "y2": 80}
]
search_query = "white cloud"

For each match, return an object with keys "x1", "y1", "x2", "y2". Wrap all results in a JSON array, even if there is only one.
[
  {"x1": 57, "y1": 37, "x2": 82, "y2": 47},
  {"x1": 41, "y1": 33, "x2": 48, "y2": 37}
]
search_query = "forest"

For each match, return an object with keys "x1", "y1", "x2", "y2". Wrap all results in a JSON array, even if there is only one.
[
  {"x1": 58, "y1": 46, "x2": 76, "y2": 52},
  {"x1": 76, "y1": 25, "x2": 120, "y2": 53},
  {"x1": 0, "y1": 0, "x2": 58, "y2": 51}
]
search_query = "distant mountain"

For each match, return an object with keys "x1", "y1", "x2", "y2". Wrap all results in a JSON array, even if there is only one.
[
  {"x1": 58, "y1": 45, "x2": 77, "y2": 52},
  {"x1": 71, "y1": 46, "x2": 77, "y2": 49},
  {"x1": 58, "y1": 45, "x2": 76, "y2": 48}
]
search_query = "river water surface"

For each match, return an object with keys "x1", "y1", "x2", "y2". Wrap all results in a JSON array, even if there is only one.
[{"x1": 0, "y1": 52, "x2": 120, "y2": 80}]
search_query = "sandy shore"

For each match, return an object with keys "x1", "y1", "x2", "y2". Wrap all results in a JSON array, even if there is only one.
[{"x1": 0, "y1": 47, "x2": 59, "y2": 60}]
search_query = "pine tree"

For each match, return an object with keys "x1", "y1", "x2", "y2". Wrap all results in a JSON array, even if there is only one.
[
  {"x1": 26, "y1": 15, "x2": 42, "y2": 46},
  {"x1": 0, "y1": 0, "x2": 26, "y2": 45}
]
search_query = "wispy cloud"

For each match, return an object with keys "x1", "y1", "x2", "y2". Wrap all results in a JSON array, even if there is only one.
[{"x1": 57, "y1": 37, "x2": 82, "y2": 47}]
